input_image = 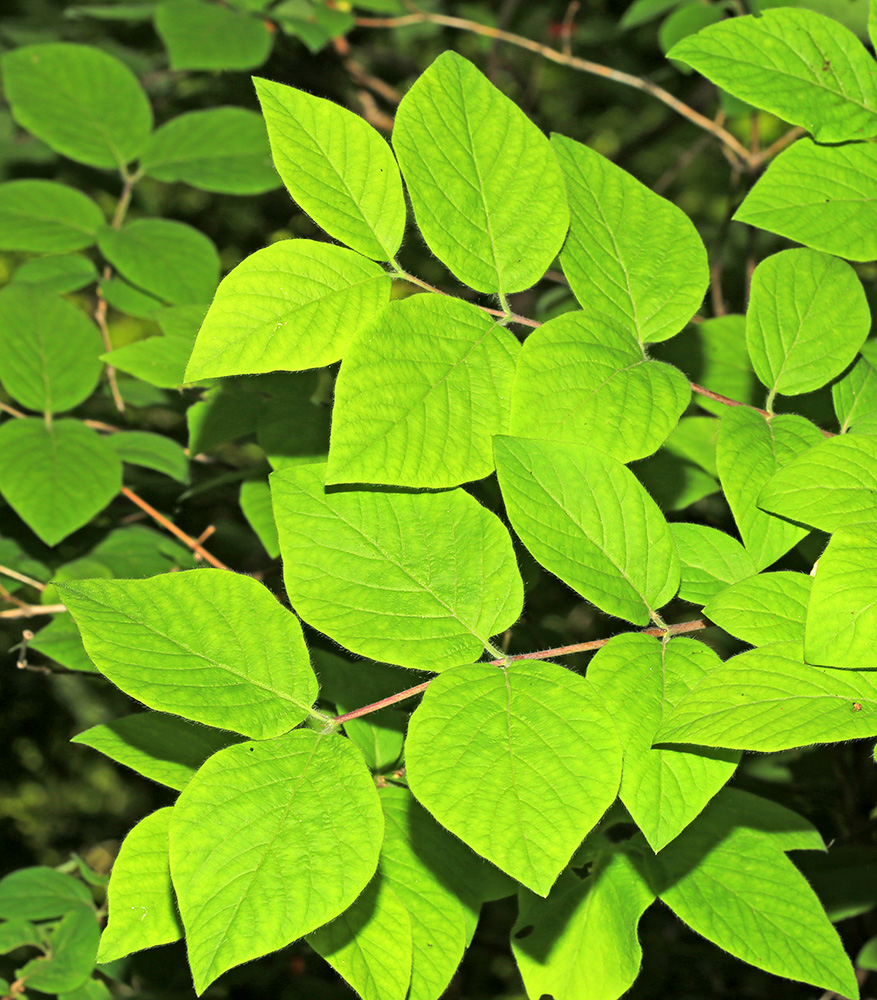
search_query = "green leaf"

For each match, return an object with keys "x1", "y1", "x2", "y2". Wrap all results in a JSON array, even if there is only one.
[
  {"x1": 141, "y1": 107, "x2": 279, "y2": 194},
  {"x1": 833, "y1": 356, "x2": 877, "y2": 434},
  {"x1": 0, "y1": 869, "x2": 93, "y2": 920},
  {"x1": 670, "y1": 523, "x2": 757, "y2": 605},
  {"x1": 0, "y1": 181, "x2": 104, "y2": 252},
  {"x1": 551, "y1": 134, "x2": 708, "y2": 344},
  {"x1": 0, "y1": 918, "x2": 42, "y2": 952},
  {"x1": 185, "y1": 239, "x2": 390, "y2": 380},
  {"x1": 633, "y1": 449, "x2": 719, "y2": 512},
  {"x1": 512, "y1": 846, "x2": 655, "y2": 1000},
  {"x1": 747, "y1": 249, "x2": 869, "y2": 397},
  {"x1": 649, "y1": 789, "x2": 858, "y2": 998},
  {"x1": 98, "y1": 808, "x2": 182, "y2": 962},
  {"x1": 30, "y1": 614, "x2": 96, "y2": 673},
  {"x1": 621, "y1": 0, "x2": 685, "y2": 28},
  {"x1": 11, "y1": 254, "x2": 98, "y2": 295},
  {"x1": 660, "y1": 3, "x2": 725, "y2": 61},
  {"x1": 154, "y1": 0, "x2": 273, "y2": 70},
  {"x1": 588, "y1": 634, "x2": 738, "y2": 852},
  {"x1": 509, "y1": 312, "x2": 690, "y2": 462},
  {"x1": 0, "y1": 286, "x2": 103, "y2": 414},
  {"x1": 272, "y1": 463, "x2": 523, "y2": 670},
  {"x1": 717, "y1": 408, "x2": 824, "y2": 568},
  {"x1": 703, "y1": 571, "x2": 811, "y2": 646},
  {"x1": 650, "y1": 314, "x2": 761, "y2": 417},
  {"x1": 657, "y1": 641, "x2": 877, "y2": 750},
  {"x1": 393, "y1": 51, "x2": 569, "y2": 295},
  {"x1": 494, "y1": 435, "x2": 680, "y2": 625},
  {"x1": 106, "y1": 431, "x2": 189, "y2": 483},
  {"x1": 1, "y1": 43, "x2": 152, "y2": 168},
  {"x1": 187, "y1": 382, "x2": 262, "y2": 453},
  {"x1": 307, "y1": 877, "x2": 412, "y2": 1000},
  {"x1": 734, "y1": 137, "x2": 877, "y2": 261},
  {"x1": 99, "y1": 275, "x2": 164, "y2": 319},
  {"x1": 256, "y1": 370, "x2": 331, "y2": 468},
  {"x1": 103, "y1": 332, "x2": 195, "y2": 388},
  {"x1": 17, "y1": 906, "x2": 99, "y2": 994},
  {"x1": 663, "y1": 415, "x2": 719, "y2": 476},
  {"x1": 806, "y1": 521, "x2": 877, "y2": 668},
  {"x1": 406, "y1": 659, "x2": 622, "y2": 894},
  {"x1": 59, "y1": 569, "x2": 317, "y2": 739},
  {"x1": 98, "y1": 220, "x2": 219, "y2": 306},
  {"x1": 169, "y1": 731, "x2": 383, "y2": 993},
  {"x1": 254, "y1": 77, "x2": 405, "y2": 260},
  {"x1": 377, "y1": 784, "x2": 515, "y2": 1000},
  {"x1": 0, "y1": 419, "x2": 121, "y2": 546},
  {"x1": 72, "y1": 712, "x2": 240, "y2": 790},
  {"x1": 240, "y1": 479, "x2": 280, "y2": 558},
  {"x1": 758, "y1": 433, "x2": 877, "y2": 531},
  {"x1": 327, "y1": 294, "x2": 518, "y2": 488},
  {"x1": 668, "y1": 8, "x2": 877, "y2": 142}
]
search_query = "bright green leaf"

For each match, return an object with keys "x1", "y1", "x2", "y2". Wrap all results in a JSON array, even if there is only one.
[
  {"x1": 552, "y1": 134, "x2": 707, "y2": 344},
  {"x1": 393, "y1": 51, "x2": 568, "y2": 295},
  {"x1": 0, "y1": 286, "x2": 102, "y2": 414},
  {"x1": 494, "y1": 435, "x2": 680, "y2": 625},
  {"x1": 73, "y1": 712, "x2": 240, "y2": 790},
  {"x1": 747, "y1": 249, "x2": 870, "y2": 397},
  {"x1": 98, "y1": 220, "x2": 219, "y2": 305},
  {"x1": 272, "y1": 463, "x2": 523, "y2": 670},
  {"x1": 141, "y1": 107, "x2": 279, "y2": 194},
  {"x1": 327, "y1": 293, "x2": 518, "y2": 488},
  {"x1": 734, "y1": 137, "x2": 877, "y2": 261},
  {"x1": 668, "y1": 8, "x2": 877, "y2": 142},
  {"x1": 717, "y1": 407, "x2": 824, "y2": 568},
  {"x1": 254, "y1": 77, "x2": 405, "y2": 260},
  {"x1": 650, "y1": 788, "x2": 858, "y2": 998},
  {"x1": 657, "y1": 641, "x2": 877, "y2": 750},
  {"x1": 30, "y1": 614, "x2": 96, "y2": 673},
  {"x1": 588, "y1": 634, "x2": 738, "y2": 851},
  {"x1": 0, "y1": 419, "x2": 121, "y2": 546},
  {"x1": 806, "y1": 521, "x2": 877, "y2": 668},
  {"x1": 0, "y1": 181, "x2": 104, "y2": 252},
  {"x1": 58, "y1": 569, "x2": 317, "y2": 739},
  {"x1": 185, "y1": 239, "x2": 389, "y2": 379},
  {"x1": 98, "y1": 808, "x2": 182, "y2": 962},
  {"x1": 704, "y1": 571, "x2": 811, "y2": 646},
  {"x1": 1, "y1": 43, "x2": 152, "y2": 168},
  {"x1": 155, "y1": 0, "x2": 273, "y2": 70},
  {"x1": 833, "y1": 357, "x2": 877, "y2": 434},
  {"x1": 512, "y1": 847, "x2": 655, "y2": 1000},
  {"x1": 307, "y1": 877, "x2": 412, "y2": 1000},
  {"x1": 509, "y1": 311, "x2": 690, "y2": 462},
  {"x1": 406, "y1": 659, "x2": 622, "y2": 894},
  {"x1": 240, "y1": 479, "x2": 280, "y2": 558},
  {"x1": 758, "y1": 433, "x2": 877, "y2": 531},
  {"x1": 169, "y1": 732, "x2": 382, "y2": 993},
  {"x1": 0, "y1": 868, "x2": 93, "y2": 920},
  {"x1": 106, "y1": 431, "x2": 189, "y2": 483},
  {"x1": 670, "y1": 523, "x2": 757, "y2": 605}
]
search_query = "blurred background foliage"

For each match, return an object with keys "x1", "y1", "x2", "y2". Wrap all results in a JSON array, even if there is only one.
[{"x1": 2, "y1": 1, "x2": 877, "y2": 997}]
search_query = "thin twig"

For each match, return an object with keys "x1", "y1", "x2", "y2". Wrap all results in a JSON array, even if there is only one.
[
  {"x1": 690, "y1": 382, "x2": 769, "y2": 418},
  {"x1": 120, "y1": 486, "x2": 230, "y2": 570},
  {"x1": 0, "y1": 604, "x2": 66, "y2": 620},
  {"x1": 559, "y1": 1, "x2": 580, "y2": 58},
  {"x1": 355, "y1": 11, "x2": 754, "y2": 169},
  {"x1": 0, "y1": 401, "x2": 26, "y2": 419},
  {"x1": 0, "y1": 565, "x2": 46, "y2": 591},
  {"x1": 331, "y1": 619, "x2": 708, "y2": 725},
  {"x1": 394, "y1": 270, "x2": 541, "y2": 328},
  {"x1": 756, "y1": 125, "x2": 805, "y2": 166}
]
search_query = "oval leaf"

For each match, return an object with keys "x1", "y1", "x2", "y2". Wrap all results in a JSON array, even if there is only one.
[{"x1": 169, "y1": 732, "x2": 383, "y2": 993}]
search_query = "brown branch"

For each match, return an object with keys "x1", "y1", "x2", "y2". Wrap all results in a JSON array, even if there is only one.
[
  {"x1": 690, "y1": 382, "x2": 769, "y2": 418},
  {"x1": 120, "y1": 486, "x2": 230, "y2": 570},
  {"x1": 0, "y1": 401, "x2": 26, "y2": 419},
  {"x1": 355, "y1": 11, "x2": 754, "y2": 169},
  {"x1": 394, "y1": 270, "x2": 541, "y2": 328},
  {"x1": 0, "y1": 564, "x2": 46, "y2": 591},
  {"x1": 331, "y1": 619, "x2": 708, "y2": 725},
  {"x1": 756, "y1": 125, "x2": 806, "y2": 166},
  {"x1": 0, "y1": 604, "x2": 66, "y2": 620}
]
